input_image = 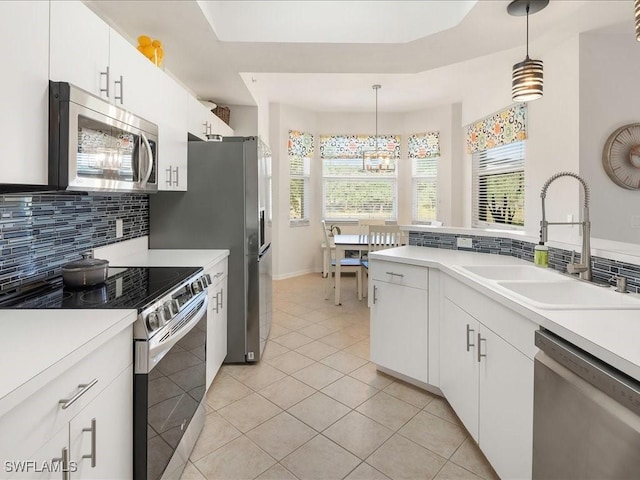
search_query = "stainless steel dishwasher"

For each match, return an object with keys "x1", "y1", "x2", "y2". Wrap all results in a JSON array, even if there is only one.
[{"x1": 533, "y1": 329, "x2": 640, "y2": 479}]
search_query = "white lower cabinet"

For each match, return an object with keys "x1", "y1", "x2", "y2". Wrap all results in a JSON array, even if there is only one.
[
  {"x1": 370, "y1": 261, "x2": 428, "y2": 385},
  {"x1": 440, "y1": 298, "x2": 480, "y2": 440},
  {"x1": 0, "y1": 327, "x2": 133, "y2": 479},
  {"x1": 441, "y1": 277, "x2": 535, "y2": 480},
  {"x1": 205, "y1": 258, "x2": 229, "y2": 388}
]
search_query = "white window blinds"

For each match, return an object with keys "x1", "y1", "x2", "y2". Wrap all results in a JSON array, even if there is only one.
[
  {"x1": 321, "y1": 134, "x2": 399, "y2": 221},
  {"x1": 409, "y1": 132, "x2": 439, "y2": 223},
  {"x1": 472, "y1": 141, "x2": 525, "y2": 228},
  {"x1": 288, "y1": 130, "x2": 313, "y2": 224}
]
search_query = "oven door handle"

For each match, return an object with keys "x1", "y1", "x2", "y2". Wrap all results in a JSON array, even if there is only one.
[{"x1": 144, "y1": 293, "x2": 208, "y2": 373}]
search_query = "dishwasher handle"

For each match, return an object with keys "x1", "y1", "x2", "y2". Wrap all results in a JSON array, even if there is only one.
[{"x1": 535, "y1": 329, "x2": 640, "y2": 416}]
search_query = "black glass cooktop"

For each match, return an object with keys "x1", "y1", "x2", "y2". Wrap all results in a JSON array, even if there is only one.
[{"x1": 0, "y1": 266, "x2": 202, "y2": 310}]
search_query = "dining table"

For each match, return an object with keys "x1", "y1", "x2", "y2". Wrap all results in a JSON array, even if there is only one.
[{"x1": 331, "y1": 234, "x2": 369, "y2": 305}]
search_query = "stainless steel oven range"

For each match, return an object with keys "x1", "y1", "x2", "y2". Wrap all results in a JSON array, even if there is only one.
[
  {"x1": 132, "y1": 268, "x2": 210, "y2": 480},
  {"x1": 0, "y1": 265, "x2": 212, "y2": 480}
]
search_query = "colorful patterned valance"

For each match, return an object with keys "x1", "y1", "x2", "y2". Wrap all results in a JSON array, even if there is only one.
[
  {"x1": 408, "y1": 132, "x2": 440, "y2": 158},
  {"x1": 288, "y1": 130, "x2": 314, "y2": 157},
  {"x1": 320, "y1": 134, "x2": 401, "y2": 159},
  {"x1": 466, "y1": 104, "x2": 527, "y2": 154}
]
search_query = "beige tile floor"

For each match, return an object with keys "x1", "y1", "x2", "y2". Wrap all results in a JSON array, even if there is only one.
[{"x1": 182, "y1": 273, "x2": 500, "y2": 480}]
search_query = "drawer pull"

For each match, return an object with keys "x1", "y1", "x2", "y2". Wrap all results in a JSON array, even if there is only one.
[
  {"x1": 82, "y1": 418, "x2": 97, "y2": 467},
  {"x1": 59, "y1": 379, "x2": 98, "y2": 410},
  {"x1": 466, "y1": 324, "x2": 475, "y2": 352},
  {"x1": 385, "y1": 271, "x2": 404, "y2": 278},
  {"x1": 213, "y1": 272, "x2": 224, "y2": 279},
  {"x1": 373, "y1": 285, "x2": 378, "y2": 304},
  {"x1": 52, "y1": 447, "x2": 70, "y2": 480}
]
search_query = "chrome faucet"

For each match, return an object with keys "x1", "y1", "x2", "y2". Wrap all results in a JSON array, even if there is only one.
[{"x1": 540, "y1": 172, "x2": 592, "y2": 281}]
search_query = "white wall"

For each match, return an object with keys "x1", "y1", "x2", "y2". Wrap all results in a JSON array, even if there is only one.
[
  {"x1": 269, "y1": 103, "x2": 318, "y2": 279},
  {"x1": 458, "y1": 37, "x2": 582, "y2": 244},
  {"x1": 580, "y1": 32, "x2": 640, "y2": 245}
]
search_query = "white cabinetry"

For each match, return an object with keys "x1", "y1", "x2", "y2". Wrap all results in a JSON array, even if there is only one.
[
  {"x1": 187, "y1": 96, "x2": 234, "y2": 141},
  {"x1": 154, "y1": 76, "x2": 188, "y2": 191},
  {"x1": 0, "y1": 327, "x2": 133, "y2": 479},
  {"x1": 0, "y1": 0, "x2": 50, "y2": 185},
  {"x1": 50, "y1": 0, "x2": 110, "y2": 100},
  {"x1": 50, "y1": 1, "x2": 158, "y2": 118},
  {"x1": 369, "y1": 260, "x2": 428, "y2": 385},
  {"x1": 205, "y1": 258, "x2": 228, "y2": 388},
  {"x1": 441, "y1": 276, "x2": 536, "y2": 480}
]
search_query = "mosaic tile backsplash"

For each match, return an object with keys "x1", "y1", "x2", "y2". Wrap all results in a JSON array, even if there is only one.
[
  {"x1": 0, "y1": 193, "x2": 148, "y2": 292},
  {"x1": 409, "y1": 230, "x2": 640, "y2": 293}
]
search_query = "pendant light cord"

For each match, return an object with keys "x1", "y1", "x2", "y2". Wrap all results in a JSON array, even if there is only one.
[
  {"x1": 375, "y1": 85, "x2": 379, "y2": 152},
  {"x1": 525, "y1": 3, "x2": 530, "y2": 59}
]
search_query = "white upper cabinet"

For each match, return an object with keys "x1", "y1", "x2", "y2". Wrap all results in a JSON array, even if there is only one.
[
  {"x1": 107, "y1": 29, "x2": 161, "y2": 120},
  {"x1": 0, "y1": 0, "x2": 49, "y2": 185},
  {"x1": 50, "y1": 1, "x2": 110, "y2": 99},
  {"x1": 154, "y1": 75, "x2": 188, "y2": 191}
]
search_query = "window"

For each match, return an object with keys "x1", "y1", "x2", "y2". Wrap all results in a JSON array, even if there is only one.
[
  {"x1": 472, "y1": 141, "x2": 525, "y2": 228},
  {"x1": 320, "y1": 134, "x2": 400, "y2": 221},
  {"x1": 288, "y1": 130, "x2": 313, "y2": 225},
  {"x1": 409, "y1": 132, "x2": 440, "y2": 223}
]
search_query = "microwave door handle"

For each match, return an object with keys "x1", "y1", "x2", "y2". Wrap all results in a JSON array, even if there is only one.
[{"x1": 140, "y1": 133, "x2": 154, "y2": 186}]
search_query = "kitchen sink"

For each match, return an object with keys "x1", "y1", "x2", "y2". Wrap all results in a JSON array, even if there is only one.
[
  {"x1": 459, "y1": 264, "x2": 570, "y2": 282},
  {"x1": 496, "y1": 280, "x2": 640, "y2": 310}
]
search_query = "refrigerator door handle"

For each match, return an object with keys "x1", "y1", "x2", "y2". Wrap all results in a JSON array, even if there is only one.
[{"x1": 258, "y1": 243, "x2": 271, "y2": 260}]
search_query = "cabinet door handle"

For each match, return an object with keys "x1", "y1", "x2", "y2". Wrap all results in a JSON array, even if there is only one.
[
  {"x1": 218, "y1": 288, "x2": 224, "y2": 309},
  {"x1": 52, "y1": 446, "x2": 70, "y2": 480},
  {"x1": 373, "y1": 285, "x2": 378, "y2": 304},
  {"x1": 477, "y1": 333, "x2": 487, "y2": 363},
  {"x1": 173, "y1": 166, "x2": 179, "y2": 186},
  {"x1": 202, "y1": 122, "x2": 209, "y2": 136},
  {"x1": 82, "y1": 418, "x2": 97, "y2": 467},
  {"x1": 385, "y1": 271, "x2": 404, "y2": 278},
  {"x1": 213, "y1": 272, "x2": 223, "y2": 279},
  {"x1": 100, "y1": 66, "x2": 110, "y2": 97},
  {"x1": 166, "y1": 166, "x2": 172, "y2": 186},
  {"x1": 114, "y1": 75, "x2": 124, "y2": 104},
  {"x1": 466, "y1": 324, "x2": 475, "y2": 352},
  {"x1": 213, "y1": 291, "x2": 220, "y2": 314},
  {"x1": 59, "y1": 379, "x2": 98, "y2": 410}
]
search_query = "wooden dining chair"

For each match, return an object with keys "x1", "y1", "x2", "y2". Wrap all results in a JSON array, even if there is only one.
[
  {"x1": 362, "y1": 225, "x2": 406, "y2": 303},
  {"x1": 357, "y1": 218, "x2": 386, "y2": 236},
  {"x1": 321, "y1": 220, "x2": 363, "y2": 300}
]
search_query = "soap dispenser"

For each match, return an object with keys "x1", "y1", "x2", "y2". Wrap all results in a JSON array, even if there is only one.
[{"x1": 534, "y1": 242, "x2": 549, "y2": 268}]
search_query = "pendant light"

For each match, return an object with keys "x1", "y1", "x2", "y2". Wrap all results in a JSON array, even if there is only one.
[
  {"x1": 508, "y1": 0, "x2": 549, "y2": 102},
  {"x1": 363, "y1": 84, "x2": 394, "y2": 172},
  {"x1": 635, "y1": 0, "x2": 640, "y2": 41}
]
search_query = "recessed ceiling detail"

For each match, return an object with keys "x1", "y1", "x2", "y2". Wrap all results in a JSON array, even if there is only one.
[{"x1": 198, "y1": 0, "x2": 477, "y2": 44}]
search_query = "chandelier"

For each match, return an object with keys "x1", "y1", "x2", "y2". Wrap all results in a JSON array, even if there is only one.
[{"x1": 362, "y1": 85, "x2": 395, "y2": 172}]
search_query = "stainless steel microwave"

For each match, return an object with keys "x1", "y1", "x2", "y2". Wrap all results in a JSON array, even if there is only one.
[{"x1": 49, "y1": 81, "x2": 158, "y2": 193}]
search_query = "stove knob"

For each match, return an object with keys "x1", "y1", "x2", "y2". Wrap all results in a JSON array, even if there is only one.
[
  {"x1": 147, "y1": 312, "x2": 160, "y2": 331},
  {"x1": 172, "y1": 298, "x2": 181, "y2": 314},
  {"x1": 205, "y1": 274, "x2": 212, "y2": 285},
  {"x1": 156, "y1": 306, "x2": 169, "y2": 325},
  {"x1": 200, "y1": 276, "x2": 209, "y2": 288},
  {"x1": 191, "y1": 280, "x2": 202, "y2": 294},
  {"x1": 164, "y1": 300, "x2": 177, "y2": 317}
]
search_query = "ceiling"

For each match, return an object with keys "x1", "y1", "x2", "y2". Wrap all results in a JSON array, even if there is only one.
[{"x1": 85, "y1": 0, "x2": 632, "y2": 113}]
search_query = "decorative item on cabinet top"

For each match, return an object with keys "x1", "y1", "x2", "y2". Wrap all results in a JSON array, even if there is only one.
[
  {"x1": 212, "y1": 105, "x2": 231, "y2": 125},
  {"x1": 136, "y1": 35, "x2": 164, "y2": 67}
]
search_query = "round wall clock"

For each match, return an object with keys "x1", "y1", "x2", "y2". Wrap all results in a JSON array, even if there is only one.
[{"x1": 602, "y1": 123, "x2": 640, "y2": 190}]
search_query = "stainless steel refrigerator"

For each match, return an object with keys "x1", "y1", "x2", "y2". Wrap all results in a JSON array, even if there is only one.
[{"x1": 149, "y1": 136, "x2": 272, "y2": 363}]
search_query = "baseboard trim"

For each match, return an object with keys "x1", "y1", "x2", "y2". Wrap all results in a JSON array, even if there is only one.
[
  {"x1": 375, "y1": 365, "x2": 443, "y2": 396},
  {"x1": 273, "y1": 268, "x2": 318, "y2": 281}
]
